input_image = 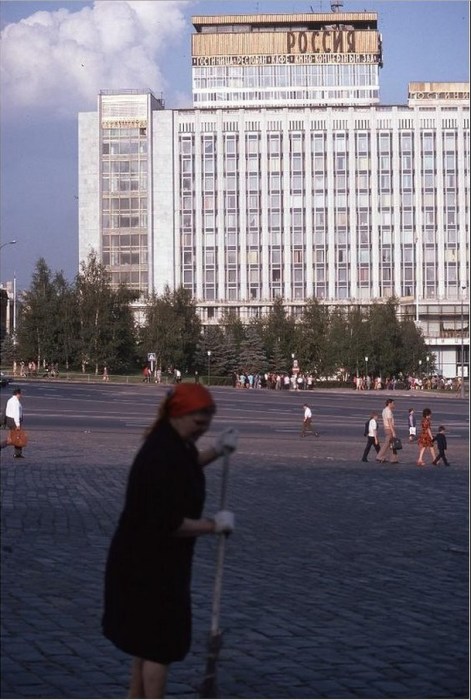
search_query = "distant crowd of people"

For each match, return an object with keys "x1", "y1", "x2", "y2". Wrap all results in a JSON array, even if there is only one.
[
  {"x1": 354, "y1": 374, "x2": 462, "y2": 392},
  {"x1": 232, "y1": 370, "x2": 463, "y2": 393},
  {"x1": 13, "y1": 360, "x2": 59, "y2": 378}
]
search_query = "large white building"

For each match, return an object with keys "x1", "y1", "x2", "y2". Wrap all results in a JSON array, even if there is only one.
[{"x1": 78, "y1": 10, "x2": 469, "y2": 378}]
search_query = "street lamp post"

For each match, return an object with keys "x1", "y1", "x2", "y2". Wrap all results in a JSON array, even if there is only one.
[
  {"x1": 426, "y1": 355, "x2": 430, "y2": 377},
  {"x1": 0, "y1": 239, "x2": 17, "y2": 251},
  {"x1": 207, "y1": 350, "x2": 211, "y2": 386},
  {"x1": 1, "y1": 241, "x2": 17, "y2": 338},
  {"x1": 365, "y1": 356, "x2": 369, "y2": 384}
]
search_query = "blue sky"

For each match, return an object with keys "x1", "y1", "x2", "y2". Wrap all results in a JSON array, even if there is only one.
[{"x1": 0, "y1": 0, "x2": 469, "y2": 290}]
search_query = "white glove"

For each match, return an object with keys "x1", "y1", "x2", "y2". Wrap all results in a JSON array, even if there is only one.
[
  {"x1": 215, "y1": 428, "x2": 239, "y2": 456},
  {"x1": 214, "y1": 510, "x2": 235, "y2": 535}
]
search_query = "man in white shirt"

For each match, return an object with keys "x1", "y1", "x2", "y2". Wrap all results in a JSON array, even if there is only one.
[
  {"x1": 4, "y1": 387, "x2": 24, "y2": 458},
  {"x1": 301, "y1": 404, "x2": 319, "y2": 438},
  {"x1": 376, "y1": 398, "x2": 399, "y2": 464}
]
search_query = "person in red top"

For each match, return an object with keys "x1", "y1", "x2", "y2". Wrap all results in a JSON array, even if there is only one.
[
  {"x1": 417, "y1": 407, "x2": 437, "y2": 466},
  {"x1": 102, "y1": 383, "x2": 238, "y2": 698}
]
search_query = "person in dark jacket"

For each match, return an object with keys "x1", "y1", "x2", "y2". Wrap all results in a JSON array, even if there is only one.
[
  {"x1": 102, "y1": 383, "x2": 238, "y2": 698},
  {"x1": 433, "y1": 425, "x2": 450, "y2": 466}
]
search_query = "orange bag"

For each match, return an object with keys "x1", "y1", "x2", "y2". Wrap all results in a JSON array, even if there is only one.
[{"x1": 8, "y1": 428, "x2": 28, "y2": 448}]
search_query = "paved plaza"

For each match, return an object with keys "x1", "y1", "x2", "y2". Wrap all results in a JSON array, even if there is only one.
[{"x1": 1, "y1": 385, "x2": 469, "y2": 699}]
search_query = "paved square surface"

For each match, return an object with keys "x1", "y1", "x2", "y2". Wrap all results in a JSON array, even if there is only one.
[{"x1": 1, "y1": 384, "x2": 469, "y2": 698}]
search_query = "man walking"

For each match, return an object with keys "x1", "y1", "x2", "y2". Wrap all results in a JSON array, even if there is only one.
[
  {"x1": 2, "y1": 387, "x2": 25, "y2": 458},
  {"x1": 301, "y1": 403, "x2": 319, "y2": 438},
  {"x1": 376, "y1": 398, "x2": 399, "y2": 464}
]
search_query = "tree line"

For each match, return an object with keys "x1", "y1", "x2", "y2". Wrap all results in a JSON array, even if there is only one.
[{"x1": 0, "y1": 254, "x2": 431, "y2": 381}]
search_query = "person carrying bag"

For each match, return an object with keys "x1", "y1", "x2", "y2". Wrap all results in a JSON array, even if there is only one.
[{"x1": 3, "y1": 387, "x2": 26, "y2": 458}]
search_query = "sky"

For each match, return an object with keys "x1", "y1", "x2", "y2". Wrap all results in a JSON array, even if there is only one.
[{"x1": 0, "y1": 0, "x2": 469, "y2": 291}]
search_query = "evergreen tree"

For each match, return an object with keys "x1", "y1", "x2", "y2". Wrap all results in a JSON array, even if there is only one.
[
  {"x1": 140, "y1": 285, "x2": 201, "y2": 373},
  {"x1": 194, "y1": 325, "x2": 226, "y2": 378},
  {"x1": 296, "y1": 298, "x2": 330, "y2": 376},
  {"x1": 15, "y1": 258, "x2": 62, "y2": 368},
  {"x1": 258, "y1": 297, "x2": 296, "y2": 367},
  {"x1": 238, "y1": 324, "x2": 267, "y2": 374},
  {"x1": 75, "y1": 252, "x2": 137, "y2": 373}
]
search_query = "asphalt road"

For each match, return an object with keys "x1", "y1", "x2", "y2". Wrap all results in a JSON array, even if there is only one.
[{"x1": 1, "y1": 382, "x2": 469, "y2": 699}]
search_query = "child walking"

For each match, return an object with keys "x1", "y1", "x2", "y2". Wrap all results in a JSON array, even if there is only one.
[
  {"x1": 408, "y1": 408, "x2": 417, "y2": 442},
  {"x1": 361, "y1": 411, "x2": 380, "y2": 462},
  {"x1": 433, "y1": 425, "x2": 450, "y2": 466}
]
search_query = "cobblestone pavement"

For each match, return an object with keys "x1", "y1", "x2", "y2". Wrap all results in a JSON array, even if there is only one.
[{"x1": 1, "y1": 392, "x2": 469, "y2": 699}]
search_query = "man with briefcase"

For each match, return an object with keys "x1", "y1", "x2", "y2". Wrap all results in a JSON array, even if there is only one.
[{"x1": 3, "y1": 387, "x2": 26, "y2": 458}]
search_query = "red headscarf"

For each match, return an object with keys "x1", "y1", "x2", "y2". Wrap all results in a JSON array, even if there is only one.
[{"x1": 165, "y1": 383, "x2": 216, "y2": 418}]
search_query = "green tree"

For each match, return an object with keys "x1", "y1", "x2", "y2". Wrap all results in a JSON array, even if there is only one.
[
  {"x1": 0, "y1": 334, "x2": 16, "y2": 367},
  {"x1": 238, "y1": 324, "x2": 267, "y2": 374},
  {"x1": 296, "y1": 298, "x2": 330, "y2": 376},
  {"x1": 324, "y1": 307, "x2": 349, "y2": 379},
  {"x1": 398, "y1": 317, "x2": 429, "y2": 375},
  {"x1": 53, "y1": 272, "x2": 80, "y2": 370},
  {"x1": 140, "y1": 286, "x2": 201, "y2": 373},
  {"x1": 15, "y1": 258, "x2": 62, "y2": 368},
  {"x1": 194, "y1": 325, "x2": 226, "y2": 378},
  {"x1": 366, "y1": 299, "x2": 403, "y2": 378},
  {"x1": 76, "y1": 252, "x2": 137, "y2": 373},
  {"x1": 269, "y1": 338, "x2": 289, "y2": 373},
  {"x1": 257, "y1": 297, "x2": 295, "y2": 369}
]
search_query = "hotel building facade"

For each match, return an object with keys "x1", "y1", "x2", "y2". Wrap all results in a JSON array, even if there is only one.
[{"x1": 78, "y1": 11, "x2": 469, "y2": 378}]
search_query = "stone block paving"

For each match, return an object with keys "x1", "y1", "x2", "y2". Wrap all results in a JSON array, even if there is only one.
[{"x1": 1, "y1": 426, "x2": 469, "y2": 699}]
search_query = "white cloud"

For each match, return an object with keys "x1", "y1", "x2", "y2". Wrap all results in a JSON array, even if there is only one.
[{"x1": 0, "y1": 1, "x2": 190, "y2": 120}]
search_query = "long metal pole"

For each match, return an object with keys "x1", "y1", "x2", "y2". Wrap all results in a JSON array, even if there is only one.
[
  {"x1": 461, "y1": 294, "x2": 465, "y2": 399},
  {"x1": 200, "y1": 450, "x2": 231, "y2": 699},
  {"x1": 415, "y1": 234, "x2": 419, "y2": 324},
  {"x1": 13, "y1": 273, "x2": 17, "y2": 337}
]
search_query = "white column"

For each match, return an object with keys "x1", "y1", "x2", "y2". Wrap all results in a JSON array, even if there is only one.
[
  {"x1": 325, "y1": 109, "x2": 336, "y2": 299},
  {"x1": 435, "y1": 111, "x2": 445, "y2": 300},
  {"x1": 347, "y1": 108, "x2": 358, "y2": 297},
  {"x1": 282, "y1": 109, "x2": 292, "y2": 300},
  {"x1": 304, "y1": 108, "x2": 314, "y2": 296},
  {"x1": 216, "y1": 111, "x2": 225, "y2": 299},
  {"x1": 194, "y1": 114, "x2": 203, "y2": 299},
  {"x1": 152, "y1": 110, "x2": 176, "y2": 294},
  {"x1": 457, "y1": 108, "x2": 468, "y2": 292},
  {"x1": 413, "y1": 109, "x2": 424, "y2": 322},
  {"x1": 369, "y1": 111, "x2": 380, "y2": 298}
]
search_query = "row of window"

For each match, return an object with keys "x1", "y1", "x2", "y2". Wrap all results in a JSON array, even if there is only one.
[
  {"x1": 182, "y1": 155, "x2": 459, "y2": 174},
  {"x1": 181, "y1": 132, "x2": 458, "y2": 155},
  {"x1": 182, "y1": 246, "x2": 459, "y2": 265},
  {"x1": 181, "y1": 209, "x2": 463, "y2": 230},
  {"x1": 109, "y1": 270, "x2": 148, "y2": 289},
  {"x1": 103, "y1": 251, "x2": 148, "y2": 266},
  {"x1": 193, "y1": 88, "x2": 378, "y2": 105},
  {"x1": 102, "y1": 160, "x2": 147, "y2": 174},
  {"x1": 102, "y1": 215, "x2": 148, "y2": 228},
  {"x1": 181, "y1": 279, "x2": 460, "y2": 301},
  {"x1": 193, "y1": 64, "x2": 377, "y2": 89}
]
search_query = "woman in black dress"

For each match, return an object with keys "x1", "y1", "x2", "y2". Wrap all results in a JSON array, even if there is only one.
[{"x1": 103, "y1": 383, "x2": 237, "y2": 698}]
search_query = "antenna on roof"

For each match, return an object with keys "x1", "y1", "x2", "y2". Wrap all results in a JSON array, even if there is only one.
[{"x1": 331, "y1": 0, "x2": 343, "y2": 11}]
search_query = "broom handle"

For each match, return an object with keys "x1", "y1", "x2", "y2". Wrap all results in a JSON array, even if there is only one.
[
  {"x1": 199, "y1": 449, "x2": 231, "y2": 698},
  {"x1": 210, "y1": 449, "x2": 231, "y2": 635}
]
